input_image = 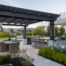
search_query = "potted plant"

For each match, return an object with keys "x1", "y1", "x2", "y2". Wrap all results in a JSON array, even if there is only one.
[{"x1": 27, "y1": 37, "x2": 32, "y2": 45}]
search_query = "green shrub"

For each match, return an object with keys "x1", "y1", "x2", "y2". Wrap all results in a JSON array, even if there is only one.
[
  {"x1": 38, "y1": 48, "x2": 43, "y2": 55},
  {"x1": 57, "y1": 53, "x2": 64, "y2": 63},
  {"x1": 16, "y1": 31, "x2": 22, "y2": 35},
  {"x1": 0, "y1": 32, "x2": 4, "y2": 37},
  {"x1": 27, "y1": 37, "x2": 31, "y2": 40},
  {"x1": 26, "y1": 31, "x2": 30, "y2": 35},
  {"x1": 20, "y1": 49, "x2": 34, "y2": 66},
  {"x1": 3, "y1": 31, "x2": 10, "y2": 37},
  {"x1": 0, "y1": 54, "x2": 12, "y2": 63},
  {"x1": 38, "y1": 47, "x2": 66, "y2": 65},
  {"x1": 64, "y1": 56, "x2": 66, "y2": 64}
]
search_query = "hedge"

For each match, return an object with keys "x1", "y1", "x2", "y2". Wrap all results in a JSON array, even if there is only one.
[{"x1": 38, "y1": 47, "x2": 66, "y2": 65}]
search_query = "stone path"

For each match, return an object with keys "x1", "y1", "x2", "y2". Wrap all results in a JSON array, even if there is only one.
[{"x1": 19, "y1": 41, "x2": 64, "y2": 66}]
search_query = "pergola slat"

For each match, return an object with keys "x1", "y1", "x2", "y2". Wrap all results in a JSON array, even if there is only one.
[
  {"x1": 0, "y1": 4, "x2": 59, "y2": 40},
  {"x1": 0, "y1": 4, "x2": 59, "y2": 26},
  {"x1": 2, "y1": 24, "x2": 27, "y2": 26},
  {"x1": 0, "y1": 11, "x2": 56, "y2": 21}
]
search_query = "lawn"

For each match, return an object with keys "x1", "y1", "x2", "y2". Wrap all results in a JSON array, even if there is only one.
[
  {"x1": 0, "y1": 37, "x2": 22, "y2": 41},
  {"x1": 0, "y1": 37, "x2": 11, "y2": 40}
]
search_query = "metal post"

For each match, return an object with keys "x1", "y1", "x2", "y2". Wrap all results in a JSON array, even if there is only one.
[
  {"x1": 50, "y1": 21, "x2": 55, "y2": 40},
  {"x1": 24, "y1": 26, "x2": 26, "y2": 39}
]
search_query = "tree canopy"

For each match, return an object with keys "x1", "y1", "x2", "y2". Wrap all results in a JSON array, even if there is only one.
[
  {"x1": 33, "y1": 27, "x2": 45, "y2": 35},
  {"x1": 59, "y1": 26, "x2": 65, "y2": 36},
  {"x1": 46, "y1": 25, "x2": 65, "y2": 37}
]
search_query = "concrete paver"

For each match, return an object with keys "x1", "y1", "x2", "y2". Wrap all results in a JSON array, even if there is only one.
[
  {"x1": 19, "y1": 41, "x2": 64, "y2": 66},
  {"x1": 0, "y1": 40, "x2": 64, "y2": 66}
]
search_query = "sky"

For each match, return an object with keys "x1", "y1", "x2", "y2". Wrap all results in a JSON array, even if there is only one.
[{"x1": 0, "y1": 0, "x2": 66, "y2": 28}]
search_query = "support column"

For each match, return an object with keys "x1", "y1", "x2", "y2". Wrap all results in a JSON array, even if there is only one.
[
  {"x1": 24, "y1": 26, "x2": 26, "y2": 39},
  {"x1": 50, "y1": 21, "x2": 55, "y2": 40},
  {"x1": 48, "y1": 21, "x2": 55, "y2": 47},
  {"x1": 23, "y1": 26, "x2": 27, "y2": 45}
]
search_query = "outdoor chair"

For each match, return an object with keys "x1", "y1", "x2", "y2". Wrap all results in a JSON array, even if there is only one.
[
  {"x1": 32, "y1": 41, "x2": 35, "y2": 47},
  {"x1": 38, "y1": 41, "x2": 42, "y2": 48},
  {"x1": 39, "y1": 39, "x2": 43, "y2": 48},
  {"x1": 37, "y1": 39, "x2": 43, "y2": 48},
  {"x1": 43, "y1": 40, "x2": 48, "y2": 47},
  {"x1": 8, "y1": 37, "x2": 11, "y2": 41},
  {"x1": 39, "y1": 39, "x2": 48, "y2": 48},
  {"x1": 32, "y1": 39, "x2": 36, "y2": 47},
  {"x1": 0, "y1": 42, "x2": 7, "y2": 52},
  {"x1": 9, "y1": 42, "x2": 20, "y2": 52},
  {"x1": 40, "y1": 42, "x2": 44, "y2": 48},
  {"x1": 36, "y1": 39, "x2": 40, "y2": 48},
  {"x1": 32, "y1": 39, "x2": 48, "y2": 48},
  {"x1": 34, "y1": 39, "x2": 39, "y2": 48}
]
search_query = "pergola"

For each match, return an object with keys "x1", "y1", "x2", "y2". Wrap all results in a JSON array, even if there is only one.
[{"x1": 0, "y1": 4, "x2": 59, "y2": 41}]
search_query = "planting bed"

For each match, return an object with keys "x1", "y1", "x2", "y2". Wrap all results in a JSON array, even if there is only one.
[
  {"x1": 38, "y1": 47, "x2": 66, "y2": 66},
  {"x1": 38, "y1": 54, "x2": 65, "y2": 66},
  {"x1": 0, "y1": 57, "x2": 34, "y2": 66}
]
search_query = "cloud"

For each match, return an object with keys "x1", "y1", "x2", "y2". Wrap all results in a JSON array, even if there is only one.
[{"x1": 4, "y1": 0, "x2": 22, "y2": 8}]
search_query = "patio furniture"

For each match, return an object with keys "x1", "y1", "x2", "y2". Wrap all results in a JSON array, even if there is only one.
[
  {"x1": 38, "y1": 41, "x2": 42, "y2": 48},
  {"x1": 43, "y1": 40, "x2": 48, "y2": 47},
  {"x1": 9, "y1": 42, "x2": 20, "y2": 52},
  {"x1": 0, "y1": 41, "x2": 20, "y2": 52},
  {"x1": 0, "y1": 42, "x2": 7, "y2": 52},
  {"x1": 35, "y1": 39, "x2": 40, "y2": 48},
  {"x1": 32, "y1": 39, "x2": 48, "y2": 48},
  {"x1": 32, "y1": 39, "x2": 36, "y2": 47},
  {"x1": 8, "y1": 37, "x2": 11, "y2": 41}
]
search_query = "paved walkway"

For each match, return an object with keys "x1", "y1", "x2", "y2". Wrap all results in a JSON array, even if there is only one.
[{"x1": 19, "y1": 41, "x2": 64, "y2": 66}]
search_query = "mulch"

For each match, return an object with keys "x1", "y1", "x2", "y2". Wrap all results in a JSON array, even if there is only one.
[{"x1": 0, "y1": 57, "x2": 34, "y2": 66}]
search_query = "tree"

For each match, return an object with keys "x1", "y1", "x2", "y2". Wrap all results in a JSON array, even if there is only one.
[
  {"x1": 46, "y1": 25, "x2": 59, "y2": 37},
  {"x1": 3, "y1": 31, "x2": 10, "y2": 37},
  {"x1": 26, "y1": 31, "x2": 30, "y2": 35},
  {"x1": 17, "y1": 29, "x2": 21, "y2": 32},
  {"x1": 30, "y1": 31, "x2": 34, "y2": 35},
  {"x1": 59, "y1": 26, "x2": 65, "y2": 36},
  {"x1": 55, "y1": 26, "x2": 59, "y2": 37},
  {"x1": 26, "y1": 31, "x2": 34, "y2": 35},
  {"x1": 46, "y1": 25, "x2": 50, "y2": 36},
  {"x1": 0, "y1": 25, "x2": 3, "y2": 32},
  {"x1": 33, "y1": 27, "x2": 44, "y2": 35},
  {"x1": 43, "y1": 30, "x2": 46, "y2": 35},
  {"x1": 10, "y1": 28, "x2": 14, "y2": 33},
  {"x1": 16, "y1": 31, "x2": 22, "y2": 35},
  {"x1": 8, "y1": 30, "x2": 15, "y2": 37}
]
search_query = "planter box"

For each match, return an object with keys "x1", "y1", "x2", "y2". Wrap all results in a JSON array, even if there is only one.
[{"x1": 27, "y1": 40, "x2": 32, "y2": 45}]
